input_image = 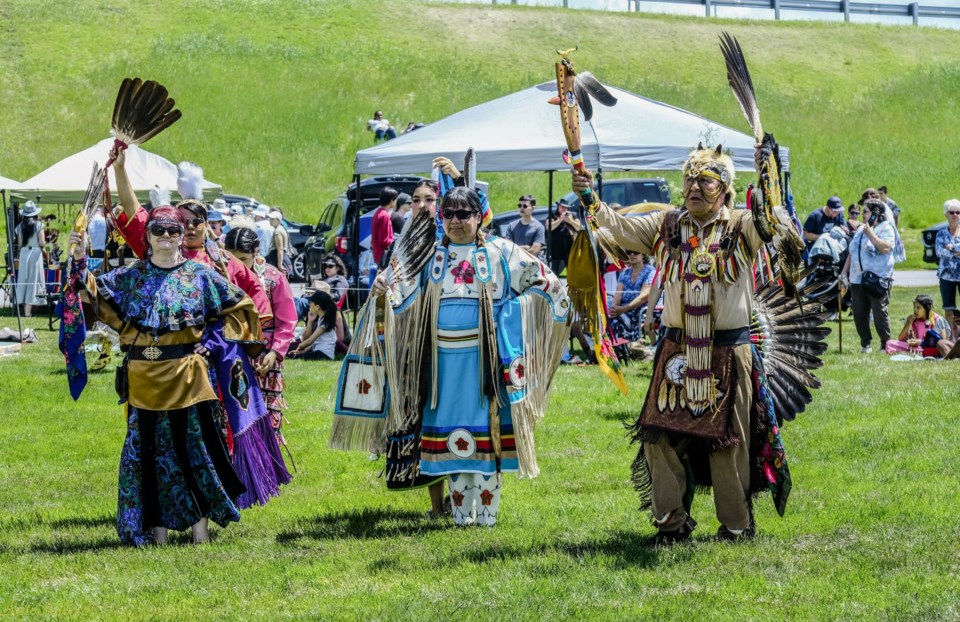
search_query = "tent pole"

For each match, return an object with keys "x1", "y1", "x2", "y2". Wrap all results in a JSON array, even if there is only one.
[
  {"x1": 547, "y1": 170, "x2": 554, "y2": 268},
  {"x1": 1, "y1": 190, "x2": 24, "y2": 340},
  {"x1": 596, "y1": 167, "x2": 603, "y2": 203},
  {"x1": 351, "y1": 173, "x2": 361, "y2": 329}
]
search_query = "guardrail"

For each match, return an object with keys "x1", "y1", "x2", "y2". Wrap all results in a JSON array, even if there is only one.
[{"x1": 487, "y1": 0, "x2": 960, "y2": 26}]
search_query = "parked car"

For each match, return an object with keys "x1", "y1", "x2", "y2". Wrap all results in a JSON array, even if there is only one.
[
  {"x1": 922, "y1": 221, "x2": 947, "y2": 264},
  {"x1": 222, "y1": 194, "x2": 310, "y2": 282},
  {"x1": 298, "y1": 176, "x2": 430, "y2": 303},
  {"x1": 557, "y1": 177, "x2": 671, "y2": 209}
]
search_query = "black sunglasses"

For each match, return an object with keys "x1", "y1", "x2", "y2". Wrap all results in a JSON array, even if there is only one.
[
  {"x1": 322, "y1": 263, "x2": 336, "y2": 269},
  {"x1": 149, "y1": 225, "x2": 183, "y2": 237},
  {"x1": 184, "y1": 217, "x2": 205, "y2": 228},
  {"x1": 518, "y1": 203, "x2": 531, "y2": 208},
  {"x1": 443, "y1": 209, "x2": 476, "y2": 221}
]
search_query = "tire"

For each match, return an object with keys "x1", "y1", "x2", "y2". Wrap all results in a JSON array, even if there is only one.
[{"x1": 291, "y1": 253, "x2": 306, "y2": 283}]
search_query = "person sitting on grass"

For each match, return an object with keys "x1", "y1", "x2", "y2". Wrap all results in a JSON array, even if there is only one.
[
  {"x1": 288, "y1": 290, "x2": 338, "y2": 361},
  {"x1": 886, "y1": 294, "x2": 955, "y2": 358}
]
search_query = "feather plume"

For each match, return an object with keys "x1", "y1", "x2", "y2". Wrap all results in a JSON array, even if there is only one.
[
  {"x1": 719, "y1": 32, "x2": 762, "y2": 143},
  {"x1": 176, "y1": 161, "x2": 205, "y2": 201},
  {"x1": 463, "y1": 148, "x2": 476, "y2": 192},
  {"x1": 149, "y1": 185, "x2": 171, "y2": 208},
  {"x1": 387, "y1": 208, "x2": 437, "y2": 286},
  {"x1": 576, "y1": 72, "x2": 618, "y2": 107},
  {"x1": 111, "y1": 78, "x2": 182, "y2": 149},
  {"x1": 69, "y1": 163, "x2": 108, "y2": 257}
]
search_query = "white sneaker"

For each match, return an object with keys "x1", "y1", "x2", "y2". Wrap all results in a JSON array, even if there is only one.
[{"x1": 861, "y1": 345, "x2": 872, "y2": 354}]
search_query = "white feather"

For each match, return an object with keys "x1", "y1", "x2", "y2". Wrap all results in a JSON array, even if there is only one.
[
  {"x1": 177, "y1": 161, "x2": 205, "y2": 201},
  {"x1": 149, "y1": 185, "x2": 171, "y2": 207}
]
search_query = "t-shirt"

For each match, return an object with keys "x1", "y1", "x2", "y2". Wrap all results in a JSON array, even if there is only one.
[
  {"x1": 371, "y1": 207, "x2": 394, "y2": 263},
  {"x1": 803, "y1": 208, "x2": 846, "y2": 249},
  {"x1": 87, "y1": 215, "x2": 107, "y2": 252},
  {"x1": 505, "y1": 219, "x2": 546, "y2": 251},
  {"x1": 390, "y1": 211, "x2": 405, "y2": 235},
  {"x1": 255, "y1": 220, "x2": 274, "y2": 257}
]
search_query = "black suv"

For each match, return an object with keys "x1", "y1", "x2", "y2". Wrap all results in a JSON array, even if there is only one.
[
  {"x1": 222, "y1": 194, "x2": 311, "y2": 282},
  {"x1": 299, "y1": 176, "x2": 429, "y2": 294}
]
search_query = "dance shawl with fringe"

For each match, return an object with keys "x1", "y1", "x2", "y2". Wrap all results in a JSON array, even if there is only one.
[{"x1": 330, "y1": 236, "x2": 570, "y2": 479}]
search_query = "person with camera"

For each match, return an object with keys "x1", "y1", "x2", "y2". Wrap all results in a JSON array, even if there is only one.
[
  {"x1": 840, "y1": 198, "x2": 900, "y2": 353},
  {"x1": 546, "y1": 198, "x2": 580, "y2": 275}
]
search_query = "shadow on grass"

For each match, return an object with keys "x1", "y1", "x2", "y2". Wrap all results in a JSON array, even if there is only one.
[
  {"x1": 435, "y1": 529, "x2": 689, "y2": 569},
  {"x1": 275, "y1": 507, "x2": 449, "y2": 544},
  {"x1": 29, "y1": 536, "x2": 126, "y2": 554},
  {"x1": 601, "y1": 409, "x2": 638, "y2": 424},
  {"x1": 47, "y1": 514, "x2": 114, "y2": 530}
]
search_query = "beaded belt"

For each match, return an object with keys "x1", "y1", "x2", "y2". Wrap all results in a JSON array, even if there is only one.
[
  {"x1": 663, "y1": 327, "x2": 750, "y2": 347},
  {"x1": 128, "y1": 343, "x2": 198, "y2": 361}
]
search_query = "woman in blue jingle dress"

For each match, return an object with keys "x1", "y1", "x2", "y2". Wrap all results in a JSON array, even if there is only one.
[{"x1": 374, "y1": 185, "x2": 569, "y2": 526}]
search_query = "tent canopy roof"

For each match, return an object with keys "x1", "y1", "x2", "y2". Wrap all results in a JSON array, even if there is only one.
[
  {"x1": 20, "y1": 138, "x2": 222, "y2": 204},
  {"x1": 0, "y1": 175, "x2": 23, "y2": 191},
  {"x1": 355, "y1": 81, "x2": 788, "y2": 176}
]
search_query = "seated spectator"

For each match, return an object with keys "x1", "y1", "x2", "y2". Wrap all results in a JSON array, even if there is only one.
[
  {"x1": 358, "y1": 249, "x2": 374, "y2": 289},
  {"x1": 321, "y1": 255, "x2": 349, "y2": 303},
  {"x1": 288, "y1": 290, "x2": 338, "y2": 360},
  {"x1": 367, "y1": 110, "x2": 397, "y2": 141},
  {"x1": 609, "y1": 252, "x2": 654, "y2": 346},
  {"x1": 505, "y1": 195, "x2": 545, "y2": 257},
  {"x1": 804, "y1": 195, "x2": 847, "y2": 258},
  {"x1": 886, "y1": 294, "x2": 955, "y2": 357}
]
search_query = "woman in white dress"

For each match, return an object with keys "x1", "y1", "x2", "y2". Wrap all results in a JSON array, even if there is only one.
[{"x1": 15, "y1": 201, "x2": 46, "y2": 317}]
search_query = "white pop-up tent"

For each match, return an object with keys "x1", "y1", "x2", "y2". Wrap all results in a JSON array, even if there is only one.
[
  {"x1": 20, "y1": 137, "x2": 222, "y2": 204},
  {"x1": 355, "y1": 81, "x2": 788, "y2": 175},
  {"x1": 0, "y1": 175, "x2": 24, "y2": 191}
]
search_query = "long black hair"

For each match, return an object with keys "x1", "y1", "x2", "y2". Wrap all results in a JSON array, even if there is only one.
[
  {"x1": 440, "y1": 186, "x2": 482, "y2": 216},
  {"x1": 223, "y1": 226, "x2": 260, "y2": 254},
  {"x1": 17, "y1": 215, "x2": 39, "y2": 245},
  {"x1": 914, "y1": 294, "x2": 935, "y2": 321}
]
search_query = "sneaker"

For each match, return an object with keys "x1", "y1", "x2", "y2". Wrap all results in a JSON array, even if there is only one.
[
  {"x1": 652, "y1": 516, "x2": 696, "y2": 546},
  {"x1": 861, "y1": 345, "x2": 872, "y2": 354}
]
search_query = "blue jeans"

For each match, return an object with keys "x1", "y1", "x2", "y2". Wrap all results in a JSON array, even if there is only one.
[{"x1": 375, "y1": 128, "x2": 397, "y2": 141}]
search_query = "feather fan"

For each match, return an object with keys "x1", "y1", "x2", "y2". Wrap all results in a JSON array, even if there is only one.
[
  {"x1": 69, "y1": 163, "x2": 108, "y2": 258},
  {"x1": 111, "y1": 78, "x2": 182, "y2": 154},
  {"x1": 753, "y1": 269, "x2": 835, "y2": 424},
  {"x1": 385, "y1": 208, "x2": 437, "y2": 286}
]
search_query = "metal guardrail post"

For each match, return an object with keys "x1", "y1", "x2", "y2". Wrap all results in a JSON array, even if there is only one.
[
  {"x1": 910, "y1": 2, "x2": 919, "y2": 25},
  {"x1": 773, "y1": 0, "x2": 781, "y2": 20},
  {"x1": 842, "y1": 0, "x2": 850, "y2": 22},
  {"x1": 705, "y1": 0, "x2": 712, "y2": 17}
]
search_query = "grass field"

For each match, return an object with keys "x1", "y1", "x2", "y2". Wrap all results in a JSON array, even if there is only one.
[
  {"x1": 1, "y1": 285, "x2": 958, "y2": 620},
  {"x1": 3, "y1": 0, "x2": 960, "y2": 239}
]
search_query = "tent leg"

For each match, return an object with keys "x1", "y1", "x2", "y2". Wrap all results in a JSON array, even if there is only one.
[
  {"x1": 351, "y1": 174, "x2": 361, "y2": 329},
  {"x1": 1, "y1": 190, "x2": 24, "y2": 341},
  {"x1": 546, "y1": 171, "x2": 554, "y2": 268}
]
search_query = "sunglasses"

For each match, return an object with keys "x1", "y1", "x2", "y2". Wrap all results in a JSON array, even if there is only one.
[
  {"x1": 949, "y1": 211, "x2": 960, "y2": 216},
  {"x1": 148, "y1": 225, "x2": 184, "y2": 237},
  {"x1": 518, "y1": 203, "x2": 531, "y2": 209},
  {"x1": 442, "y1": 209, "x2": 476, "y2": 221},
  {"x1": 322, "y1": 264, "x2": 336, "y2": 269},
  {"x1": 184, "y1": 217, "x2": 205, "y2": 228}
]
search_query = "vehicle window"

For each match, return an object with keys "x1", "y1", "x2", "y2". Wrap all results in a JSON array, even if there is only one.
[
  {"x1": 603, "y1": 185, "x2": 627, "y2": 207},
  {"x1": 627, "y1": 182, "x2": 665, "y2": 204}
]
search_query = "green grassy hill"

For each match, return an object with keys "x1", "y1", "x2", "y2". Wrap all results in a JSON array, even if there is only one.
[{"x1": 3, "y1": 0, "x2": 960, "y2": 235}]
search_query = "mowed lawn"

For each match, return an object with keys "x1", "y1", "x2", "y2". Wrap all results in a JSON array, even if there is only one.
[{"x1": 1, "y1": 286, "x2": 958, "y2": 621}]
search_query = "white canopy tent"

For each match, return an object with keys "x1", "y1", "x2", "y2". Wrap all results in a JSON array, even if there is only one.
[
  {"x1": 0, "y1": 175, "x2": 24, "y2": 191},
  {"x1": 20, "y1": 137, "x2": 222, "y2": 204},
  {"x1": 355, "y1": 81, "x2": 788, "y2": 175}
]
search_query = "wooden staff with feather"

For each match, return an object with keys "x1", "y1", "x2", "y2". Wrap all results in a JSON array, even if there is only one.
[
  {"x1": 719, "y1": 33, "x2": 806, "y2": 304},
  {"x1": 548, "y1": 48, "x2": 627, "y2": 395}
]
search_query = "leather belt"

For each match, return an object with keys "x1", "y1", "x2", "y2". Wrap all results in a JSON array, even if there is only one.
[
  {"x1": 128, "y1": 343, "x2": 198, "y2": 361},
  {"x1": 663, "y1": 327, "x2": 751, "y2": 347}
]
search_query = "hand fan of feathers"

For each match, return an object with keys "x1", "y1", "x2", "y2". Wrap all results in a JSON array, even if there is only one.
[
  {"x1": 68, "y1": 163, "x2": 109, "y2": 258},
  {"x1": 108, "y1": 78, "x2": 182, "y2": 165},
  {"x1": 752, "y1": 266, "x2": 836, "y2": 425},
  {"x1": 719, "y1": 33, "x2": 805, "y2": 301},
  {"x1": 384, "y1": 209, "x2": 438, "y2": 288}
]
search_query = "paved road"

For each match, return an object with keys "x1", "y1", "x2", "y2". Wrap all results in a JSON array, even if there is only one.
[{"x1": 894, "y1": 270, "x2": 938, "y2": 288}]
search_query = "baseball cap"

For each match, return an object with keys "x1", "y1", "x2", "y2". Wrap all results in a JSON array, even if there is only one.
[
  {"x1": 207, "y1": 210, "x2": 225, "y2": 223},
  {"x1": 268, "y1": 210, "x2": 283, "y2": 220},
  {"x1": 826, "y1": 196, "x2": 843, "y2": 211},
  {"x1": 253, "y1": 205, "x2": 270, "y2": 217}
]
